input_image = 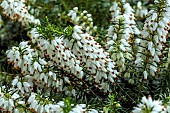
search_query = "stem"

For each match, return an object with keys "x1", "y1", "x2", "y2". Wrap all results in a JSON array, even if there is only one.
[
  {"x1": 80, "y1": 79, "x2": 103, "y2": 102},
  {"x1": 115, "y1": 82, "x2": 136, "y2": 104}
]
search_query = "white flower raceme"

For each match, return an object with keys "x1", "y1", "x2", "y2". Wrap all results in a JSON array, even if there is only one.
[
  {"x1": 135, "y1": 0, "x2": 170, "y2": 78},
  {"x1": 30, "y1": 28, "x2": 84, "y2": 79},
  {"x1": 65, "y1": 25, "x2": 118, "y2": 92},
  {"x1": 68, "y1": 7, "x2": 97, "y2": 35},
  {"x1": 106, "y1": 1, "x2": 140, "y2": 75},
  {"x1": 6, "y1": 41, "x2": 43, "y2": 75},
  {"x1": 11, "y1": 76, "x2": 33, "y2": 94},
  {"x1": 132, "y1": 96, "x2": 166, "y2": 113},
  {"x1": 0, "y1": 0, "x2": 40, "y2": 25}
]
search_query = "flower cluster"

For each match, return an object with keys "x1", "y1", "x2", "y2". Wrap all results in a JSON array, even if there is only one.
[
  {"x1": 106, "y1": 1, "x2": 140, "y2": 77},
  {"x1": 0, "y1": 0, "x2": 40, "y2": 25},
  {"x1": 0, "y1": 86, "x2": 99, "y2": 113},
  {"x1": 68, "y1": 7, "x2": 97, "y2": 35},
  {"x1": 65, "y1": 25, "x2": 118, "y2": 92},
  {"x1": 135, "y1": 0, "x2": 170, "y2": 79},
  {"x1": 132, "y1": 96, "x2": 166, "y2": 113}
]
